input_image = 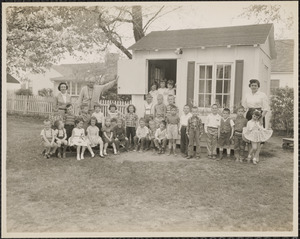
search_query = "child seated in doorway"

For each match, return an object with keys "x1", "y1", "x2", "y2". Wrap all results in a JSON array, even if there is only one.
[{"x1": 157, "y1": 79, "x2": 169, "y2": 104}]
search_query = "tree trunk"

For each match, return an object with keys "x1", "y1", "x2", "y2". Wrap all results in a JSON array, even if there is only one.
[{"x1": 132, "y1": 6, "x2": 145, "y2": 42}]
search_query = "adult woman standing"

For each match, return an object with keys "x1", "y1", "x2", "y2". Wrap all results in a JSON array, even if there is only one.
[
  {"x1": 242, "y1": 79, "x2": 270, "y2": 162},
  {"x1": 54, "y1": 82, "x2": 71, "y2": 116}
]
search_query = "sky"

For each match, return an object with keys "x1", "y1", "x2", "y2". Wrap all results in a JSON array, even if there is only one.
[{"x1": 59, "y1": 1, "x2": 298, "y2": 64}]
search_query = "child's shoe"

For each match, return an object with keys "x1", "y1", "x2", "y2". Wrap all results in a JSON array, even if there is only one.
[
  {"x1": 57, "y1": 152, "x2": 61, "y2": 158},
  {"x1": 161, "y1": 148, "x2": 165, "y2": 154},
  {"x1": 247, "y1": 155, "x2": 252, "y2": 163},
  {"x1": 196, "y1": 156, "x2": 201, "y2": 159},
  {"x1": 77, "y1": 155, "x2": 81, "y2": 161},
  {"x1": 80, "y1": 154, "x2": 84, "y2": 160},
  {"x1": 167, "y1": 149, "x2": 172, "y2": 156},
  {"x1": 91, "y1": 153, "x2": 95, "y2": 158},
  {"x1": 103, "y1": 151, "x2": 107, "y2": 156},
  {"x1": 253, "y1": 158, "x2": 258, "y2": 165},
  {"x1": 212, "y1": 155, "x2": 217, "y2": 160},
  {"x1": 208, "y1": 155, "x2": 212, "y2": 159},
  {"x1": 186, "y1": 155, "x2": 193, "y2": 159},
  {"x1": 173, "y1": 151, "x2": 177, "y2": 156},
  {"x1": 62, "y1": 153, "x2": 66, "y2": 158}
]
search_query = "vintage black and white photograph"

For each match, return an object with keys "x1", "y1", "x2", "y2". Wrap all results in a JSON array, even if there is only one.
[{"x1": 2, "y1": 1, "x2": 298, "y2": 237}]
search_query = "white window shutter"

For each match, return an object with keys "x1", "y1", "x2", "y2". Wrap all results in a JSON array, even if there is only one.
[{"x1": 117, "y1": 59, "x2": 147, "y2": 95}]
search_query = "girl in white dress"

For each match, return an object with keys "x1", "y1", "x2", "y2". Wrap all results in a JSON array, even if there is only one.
[
  {"x1": 242, "y1": 110, "x2": 273, "y2": 165},
  {"x1": 87, "y1": 117, "x2": 104, "y2": 158},
  {"x1": 68, "y1": 119, "x2": 95, "y2": 160}
]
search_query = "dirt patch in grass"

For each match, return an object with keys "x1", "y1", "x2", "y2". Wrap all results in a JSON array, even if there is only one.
[{"x1": 5, "y1": 115, "x2": 295, "y2": 233}]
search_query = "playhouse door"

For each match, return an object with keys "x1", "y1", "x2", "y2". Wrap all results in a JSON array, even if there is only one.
[{"x1": 117, "y1": 59, "x2": 147, "y2": 95}]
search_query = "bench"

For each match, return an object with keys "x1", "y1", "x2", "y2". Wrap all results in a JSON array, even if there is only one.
[{"x1": 282, "y1": 138, "x2": 294, "y2": 149}]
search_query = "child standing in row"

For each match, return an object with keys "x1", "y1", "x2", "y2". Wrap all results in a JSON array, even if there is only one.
[
  {"x1": 102, "y1": 118, "x2": 117, "y2": 155},
  {"x1": 205, "y1": 104, "x2": 221, "y2": 159},
  {"x1": 134, "y1": 118, "x2": 149, "y2": 152},
  {"x1": 147, "y1": 120, "x2": 157, "y2": 152},
  {"x1": 187, "y1": 106, "x2": 203, "y2": 159},
  {"x1": 87, "y1": 117, "x2": 104, "y2": 158},
  {"x1": 54, "y1": 120, "x2": 68, "y2": 158},
  {"x1": 243, "y1": 110, "x2": 273, "y2": 165},
  {"x1": 92, "y1": 104, "x2": 105, "y2": 136},
  {"x1": 154, "y1": 94, "x2": 167, "y2": 127},
  {"x1": 41, "y1": 119, "x2": 58, "y2": 158},
  {"x1": 166, "y1": 105, "x2": 180, "y2": 156},
  {"x1": 69, "y1": 119, "x2": 95, "y2": 160},
  {"x1": 113, "y1": 118, "x2": 129, "y2": 153},
  {"x1": 233, "y1": 106, "x2": 248, "y2": 162},
  {"x1": 154, "y1": 120, "x2": 168, "y2": 154},
  {"x1": 218, "y1": 108, "x2": 234, "y2": 160},
  {"x1": 125, "y1": 104, "x2": 139, "y2": 150},
  {"x1": 179, "y1": 105, "x2": 192, "y2": 157}
]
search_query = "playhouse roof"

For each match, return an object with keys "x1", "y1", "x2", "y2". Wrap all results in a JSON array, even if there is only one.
[
  {"x1": 271, "y1": 39, "x2": 294, "y2": 72},
  {"x1": 7, "y1": 73, "x2": 20, "y2": 84},
  {"x1": 129, "y1": 23, "x2": 276, "y2": 58}
]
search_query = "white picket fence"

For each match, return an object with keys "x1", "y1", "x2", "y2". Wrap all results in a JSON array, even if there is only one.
[{"x1": 6, "y1": 93, "x2": 131, "y2": 116}]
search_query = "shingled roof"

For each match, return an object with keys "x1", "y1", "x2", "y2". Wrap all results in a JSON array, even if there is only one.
[
  {"x1": 271, "y1": 39, "x2": 294, "y2": 72},
  {"x1": 129, "y1": 23, "x2": 276, "y2": 58}
]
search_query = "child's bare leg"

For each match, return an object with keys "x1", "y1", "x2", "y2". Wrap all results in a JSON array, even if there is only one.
[
  {"x1": 86, "y1": 144, "x2": 94, "y2": 157},
  {"x1": 81, "y1": 146, "x2": 86, "y2": 159},
  {"x1": 112, "y1": 143, "x2": 117, "y2": 154},
  {"x1": 219, "y1": 148, "x2": 223, "y2": 159},
  {"x1": 173, "y1": 141, "x2": 177, "y2": 155},
  {"x1": 256, "y1": 143, "x2": 263, "y2": 161},
  {"x1": 252, "y1": 143, "x2": 260, "y2": 164},
  {"x1": 168, "y1": 139, "x2": 173, "y2": 155},
  {"x1": 99, "y1": 140, "x2": 104, "y2": 156},
  {"x1": 226, "y1": 148, "x2": 231, "y2": 158},
  {"x1": 76, "y1": 146, "x2": 81, "y2": 160},
  {"x1": 104, "y1": 143, "x2": 108, "y2": 155}
]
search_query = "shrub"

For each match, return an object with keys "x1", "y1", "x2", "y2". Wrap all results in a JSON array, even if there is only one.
[
  {"x1": 38, "y1": 88, "x2": 53, "y2": 97},
  {"x1": 16, "y1": 88, "x2": 33, "y2": 96},
  {"x1": 270, "y1": 87, "x2": 293, "y2": 136}
]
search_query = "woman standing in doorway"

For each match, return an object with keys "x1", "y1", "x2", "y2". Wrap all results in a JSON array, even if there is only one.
[
  {"x1": 242, "y1": 79, "x2": 270, "y2": 162},
  {"x1": 54, "y1": 82, "x2": 71, "y2": 117}
]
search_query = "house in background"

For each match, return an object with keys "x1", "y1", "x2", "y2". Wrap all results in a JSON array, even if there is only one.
[
  {"x1": 6, "y1": 73, "x2": 21, "y2": 92},
  {"x1": 270, "y1": 39, "x2": 294, "y2": 93},
  {"x1": 118, "y1": 23, "x2": 276, "y2": 128},
  {"x1": 51, "y1": 53, "x2": 119, "y2": 100}
]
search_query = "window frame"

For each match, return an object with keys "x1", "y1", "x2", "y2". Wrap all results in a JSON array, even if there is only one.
[{"x1": 194, "y1": 62, "x2": 235, "y2": 111}]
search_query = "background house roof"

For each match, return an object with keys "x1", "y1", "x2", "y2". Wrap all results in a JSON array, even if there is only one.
[
  {"x1": 51, "y1": 63, "x2": 106, "y2": 82},
  {"x1": 129, "y1": 23, "x2": 275, "y2": 57},
  {"x1": 271, "y1": 39, "x2": 294, "y2": 72},
  {"x1": 7, "y1": 73, "x2": 20, "y2": 84}
]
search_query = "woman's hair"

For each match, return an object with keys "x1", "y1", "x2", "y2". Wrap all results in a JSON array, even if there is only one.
[
  {"x1": 109, "y1": 103, "x2": 117, "y2": 110},
  {"x1": 58, "y1": 82, "x2": 68, "y2": 91},
  {"x1": 43, "y1": 119, "x2": 51, "y2": 124},
  {"x1": 90, "y1": 116, "x2": 97, "y2": 123},
  {"x1": 127, "y1": 104, "x2": 136, "y2": 113},
  {"x1": 237, "y1": 106, "x2": 245, "y2": 112},
  {"x1": 249, "y1": 79, "x2": 260, "y2": 88},
  {"x1": 252, "y1": 110, "x2": 262, "y2": 118}
]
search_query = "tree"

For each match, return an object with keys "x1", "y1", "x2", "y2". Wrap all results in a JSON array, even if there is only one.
[
  {"x1": 6, "y1": 5, "x2": 176, "y2": 77},
  {"x1": 270, "y1": 87, "x2": 293, "y2": 136},
  {"x1": 38, "y1": 88, "x2": 53, "y2": 97},
  {"x1": 238, "y1": 4, "x2": 294, "y2": 39}
]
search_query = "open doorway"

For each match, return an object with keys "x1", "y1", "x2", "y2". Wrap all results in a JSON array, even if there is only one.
[{"x1": 148, "y1": 59, "x2": 177, "y2": 93}]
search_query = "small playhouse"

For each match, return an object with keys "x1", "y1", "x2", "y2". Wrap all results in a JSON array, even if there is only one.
[{"x1": 118, "y1": 23, "x2": 276, "y2": 126}]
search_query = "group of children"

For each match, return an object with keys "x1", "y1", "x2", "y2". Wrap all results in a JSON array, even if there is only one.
[{"x1": 41, "y1": 79, "x2": 272, "y2": 164}]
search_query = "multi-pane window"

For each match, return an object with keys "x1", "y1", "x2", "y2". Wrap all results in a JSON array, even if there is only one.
[
  {"x1": 215, "y1": 64, "x2": 231, "y2": 108},
  {"x1": 198, "y1": 65, "x2": 213, "y2": 107},
  {"x1": 196, "y1": 63, "x2": 233, "y2": 109},
  {"x1": 67, "y1": 81, "x2": 82, "y2": 96}
]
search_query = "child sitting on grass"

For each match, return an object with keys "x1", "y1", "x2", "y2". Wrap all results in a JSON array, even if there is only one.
[
  {"x1": 113, "y1": 118, "x2": 129, "y2": 153},
  {"x1": 133, "y1": 118, "x2": 149, "y2": 153},
  {"x1": 102, "y1": 118, "x2": 117, "y2": 155},
  {"x1": 166, "y1": 104, "x2": 180, "y2": 156},
  {"x1": 218, "y1": 108, "x2": 234, "y2": 160},
  {"x1": 87, "y1": 117, "x2": 104, "y2": 158},
  {"x1": 154, "y1": 120, "x2": 168, "y2": 154},
  {"x1": 54, "y1": 120, "x2": 68, "y2": 158},
  {"x1": 41, "y1": 119, "x2": 58, "y2": 159},
  {"x1": 69, "y1": 119, "x2": 95, "y2": 161}
]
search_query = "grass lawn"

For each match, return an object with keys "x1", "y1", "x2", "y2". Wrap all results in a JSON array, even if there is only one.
[{"x1": 5, "y1": 115, "x2": 294, "y2": 232}]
